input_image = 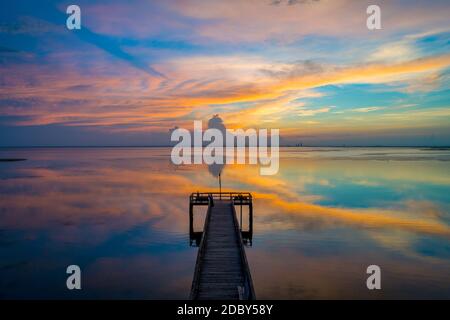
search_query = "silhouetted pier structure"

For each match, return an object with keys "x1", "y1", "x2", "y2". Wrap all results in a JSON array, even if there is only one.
[{"x1": 189, "y1": 192, "x2": 255, "y2": 300}]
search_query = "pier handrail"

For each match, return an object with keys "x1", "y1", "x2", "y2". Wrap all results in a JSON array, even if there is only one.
[
  {"x1": 231, "y1": 203, "x2": 256, "y2": 300},
  {"x1": 189, "y1": 203, "x2": 213, "y2": 299},
  {"x1": 190, "y1": 192, "x2": 252, "y2": 203}
]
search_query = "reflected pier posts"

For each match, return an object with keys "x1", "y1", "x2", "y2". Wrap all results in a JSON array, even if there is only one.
[
  {"x1": 189, "y1": 192, "x2": 253, "y2": 247},
  {"x1": 234, "y1": 193, "x2": 253, "y2": 246},
  {"x1": 189, "y1": 192, "x2": 210, "y2": 246}
]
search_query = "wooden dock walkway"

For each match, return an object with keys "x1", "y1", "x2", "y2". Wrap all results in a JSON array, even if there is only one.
[{"x1": 189, "y1": 193, "x2": 255, "y2": 300}]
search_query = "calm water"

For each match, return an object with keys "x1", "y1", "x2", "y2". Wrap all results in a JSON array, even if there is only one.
[{"x1": 0, "y1": 147, "x2": 450, "y2": 299}]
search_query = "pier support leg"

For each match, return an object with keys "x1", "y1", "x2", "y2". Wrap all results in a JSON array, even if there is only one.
[
  {"x1": 189, "y1": 203, "x2": 194, "y2": 245},
  {"x1": 249, "y1": 203, "x2": 253, "y2": 244}
]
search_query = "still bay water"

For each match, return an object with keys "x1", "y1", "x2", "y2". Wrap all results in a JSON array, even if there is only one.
[{"x1": 0, "y1": 147, "x2": 449, "y2": 299}]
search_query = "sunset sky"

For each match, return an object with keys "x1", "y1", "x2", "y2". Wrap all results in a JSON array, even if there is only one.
[{"x1": 0, "y1": 0, "x2": 449, "y2": 146}]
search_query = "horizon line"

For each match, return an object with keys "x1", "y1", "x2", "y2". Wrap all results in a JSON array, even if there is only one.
[{"x1": 1, "y1": 145, "x2": 449, "y2": 149}]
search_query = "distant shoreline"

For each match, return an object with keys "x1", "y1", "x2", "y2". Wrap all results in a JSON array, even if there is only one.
[{"x1": 0, "y1": 158, "x2": 27, "y2": 162}]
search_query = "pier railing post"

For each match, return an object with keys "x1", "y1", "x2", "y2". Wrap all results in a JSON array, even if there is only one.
[
  {"x1": 249, "y1": 201, "x2": 253, "y2": 244},
  {"x1": 189, "y1": 201, "x2": 193, "y2": 245}
]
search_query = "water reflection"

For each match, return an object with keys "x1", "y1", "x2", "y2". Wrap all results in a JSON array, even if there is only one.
[{"x1": 0, "y1": 147, "x2": 449, "y2": 298}]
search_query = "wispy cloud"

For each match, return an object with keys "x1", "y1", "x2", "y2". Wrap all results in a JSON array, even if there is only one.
[
  {"x1": 298, "y1": 107, "x2": 331, "y2": 117},
  {"x1": 352, "y1": 107, "x2": 384, "y2": 113}
]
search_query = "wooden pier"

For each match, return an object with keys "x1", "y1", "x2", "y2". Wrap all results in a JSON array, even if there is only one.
[{"x1": 189, "y1": 192, "x2": 255, "y2": 300}]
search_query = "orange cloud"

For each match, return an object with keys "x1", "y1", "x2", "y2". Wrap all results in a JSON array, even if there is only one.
[{"x1": 1, "y1": 48, "x2": 449, "y2": 132}]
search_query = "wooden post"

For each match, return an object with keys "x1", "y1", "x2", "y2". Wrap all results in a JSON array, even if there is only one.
[
  {"x1": 219, "y1": 173, "x2": 222, "y2": 199},
  {"x1": 249, "y1": 202, "x2": 253, "y2": 242},
  {"x1": 189, "y1": 202, "x2": 194, "y2": 245},
  {"x1": 240, "y1": 203, "x2": 242, "y2": 231}
]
